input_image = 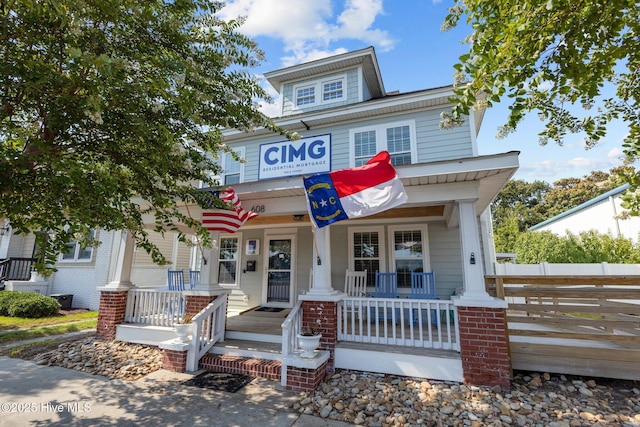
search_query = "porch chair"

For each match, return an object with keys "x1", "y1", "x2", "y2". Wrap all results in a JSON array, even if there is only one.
[
  {"x1": 167, "y1": 269, "x2": 186, "y2": 291},
  {"x1": 344, "y1": 270, "x2": 367, "y2": 297},
  {"x1": 344, "y1": 270, "x2": 367, "y2": 319},
  {"x1": 189, "y1": 270, "x2": 200, "y2": 289},
  {"x1": 369, "y1": 272, "x2": 399, "y2": 323},
  {"x1": 408, "y1": 271, "x2": 439, "y2": 325}
]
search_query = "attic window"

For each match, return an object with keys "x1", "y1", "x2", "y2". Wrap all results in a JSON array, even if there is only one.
[
  {"x1": 323, "y1": 79, "x2": 343, "y2": 101},
  {"x1": 296, "y1": 85, "x2": 315, "y2": 106}
]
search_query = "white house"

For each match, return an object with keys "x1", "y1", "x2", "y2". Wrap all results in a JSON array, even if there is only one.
[{"x1": 529, "y1": 184, "x2": 640, "y2": 242}]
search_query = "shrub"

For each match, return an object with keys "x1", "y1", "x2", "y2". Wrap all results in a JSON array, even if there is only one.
[
  {"x1": 0, "y1": 291, "x2": 61, "y2": 318},
  {"x1": 0, "y1": 291, "x2": 25, "y2": 316}
]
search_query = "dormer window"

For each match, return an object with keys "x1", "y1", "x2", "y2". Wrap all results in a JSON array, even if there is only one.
[
  {"x1": 293, "y1": 74, "x2": 346, "y2": 108},
  {"x1": 323, "y1": 79, "x2": 343, "y2": 101},
  {"x1": 296, "y1": 85, "x2": 316, "y2": 106}
]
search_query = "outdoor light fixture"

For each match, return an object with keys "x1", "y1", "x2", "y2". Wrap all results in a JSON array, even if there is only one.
[
  {"x1": 0, "y1": 225, "x2": 9, "y2": 236},
  {"x1": 470, "y1": 252, "x2": 476, "y2": 265},
  {"x1": 293, "y1": 214, "x2": 304, "y2": 221}
]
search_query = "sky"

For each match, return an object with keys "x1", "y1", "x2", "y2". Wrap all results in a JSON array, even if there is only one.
[{"x1": 217, "y1": 0, "x2": 630, "y2": 184}]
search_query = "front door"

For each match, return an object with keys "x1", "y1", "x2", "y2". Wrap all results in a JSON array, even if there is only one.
[{"x1": 263, "y1": 234, "x2": 296, "y2": 307}]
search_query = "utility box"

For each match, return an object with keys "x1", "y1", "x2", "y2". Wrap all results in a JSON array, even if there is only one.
[{"x1": 50, "y1": 294, "x2": 73, "y2": 310}]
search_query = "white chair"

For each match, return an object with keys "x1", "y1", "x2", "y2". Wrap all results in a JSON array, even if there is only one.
[{"x1": 344, "y1": 270, "x2": 367, "y2": 297}]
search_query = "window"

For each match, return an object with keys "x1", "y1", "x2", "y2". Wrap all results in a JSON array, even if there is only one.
[
  {"x1": 350, "y1": 121, "x2": 416, "y2": 167},
  {"x1": 388, "y1": 225, "x2": 430, "y2": 288},
  {"x1": 293, "y1": 75, "x2": 346, "y2": 108},
  {"x1": 349, "y1": 226, "x2": 386, "y2": 287},
  {"x1": 323, "y1": 79, "x2": 343, "y2": 101},
  {"x1": 296, "y1": 85, "x2": 315, "y2": 106},
  {"x1": 221, "y1": 147, "x2": 244, "y2": 185},
  {"x1": 60, "y1": 230, "x2": 95, "y2": 262},
  {"x1": 218, "y1": 236, "x2": 240, "y2": 286}
]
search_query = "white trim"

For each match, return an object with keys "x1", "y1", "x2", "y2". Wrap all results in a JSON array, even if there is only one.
[
  {"x1": 356, "y1": 65, "x2": 363, "y2": 102},
  {"x1": 347, "y1": 225, "x2": 387, "y2": 273},
  {"x1": 217, "y1": 233, "x2": 242, "y2": 289},
  {"x1": 349, "y1": 119, "x2": 417, "y2": 167},
  {"x1": 468, "y1": 109, "x2": 479, "y2": 156},
  {"x1": 387, "y1": 224, "x2": 431, "y2": 287}
]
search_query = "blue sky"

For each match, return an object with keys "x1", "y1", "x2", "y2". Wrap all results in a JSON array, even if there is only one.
[{"x1": 218, "y1": 0, "x2": 629, "y2": 184}]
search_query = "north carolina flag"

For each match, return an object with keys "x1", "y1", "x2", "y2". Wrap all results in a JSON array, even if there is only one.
[
  {"x1": 202, "y1": 188, "x2": 258, "y2": 233},
  {"x1": 303, "y1": 151, "x2": 407, "y2": 228}
]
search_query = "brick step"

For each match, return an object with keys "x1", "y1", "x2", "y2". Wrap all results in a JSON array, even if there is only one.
[{"x1": 199, "y1": 354, "x2": 281, "y2": 381}]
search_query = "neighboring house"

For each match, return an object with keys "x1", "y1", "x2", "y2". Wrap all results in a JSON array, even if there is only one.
[
  {"x1": 0, "y1": 225, "x2": 194, "y2": 310},
  {"x1": 529, "y1": 184, "x2": 640, "y2": 242}
]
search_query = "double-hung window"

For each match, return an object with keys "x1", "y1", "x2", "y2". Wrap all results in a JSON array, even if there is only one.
[
  {"x1": 322, "y1": 79, "x2": 343, "y2": 101},
  {"x1": 348, "y1": 226, "x2": 386, "y2": 288},
  {"x1": 351, "y1": 120, "x2": 416, "y2": 167},
  {"x1": 218, "y1": 236, "x2": 240, "y2": 287},
  {"x1": 388, "y1": 225, "x2": 430, "y2": 288},
  {"x1": 60, "y1": 230, "x2": 95, "y2": 262},
  {"x1": 221, "y1": 147, "x2": 245, "y2": 185},
  {"x1": 293, "y1": 75, "x2": 346, "y2": 108}
]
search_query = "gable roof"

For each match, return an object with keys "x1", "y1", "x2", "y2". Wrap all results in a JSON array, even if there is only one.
[{"x1": 529, "y1": 183, "x2": 630, "y2": 230}]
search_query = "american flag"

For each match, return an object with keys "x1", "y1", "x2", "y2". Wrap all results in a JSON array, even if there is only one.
[{"x1": 202, "y1": 188, "x2": 258, "y2": 233}]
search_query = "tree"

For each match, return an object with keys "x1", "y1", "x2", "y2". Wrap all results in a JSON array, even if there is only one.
[
  {"x1": 491, "y1": 179, "x2": 551, "y2": 233},
  {"x1": 514, "y1": 230, "x2": 640, "y2": 264},
  {"x1": 441, "y1": 1, "x2": 640, "y2": 211},
  {"x1": 1, "y1": 1, "x2": 282, "y2": 272}
]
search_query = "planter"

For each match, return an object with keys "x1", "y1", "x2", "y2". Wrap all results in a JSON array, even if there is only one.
[
  {"x1": 297, "y1": 333, "x2": 322, "y2": 358},
  {"x1": 174, "y1": 323, "x2": 193, "y2": 343}
]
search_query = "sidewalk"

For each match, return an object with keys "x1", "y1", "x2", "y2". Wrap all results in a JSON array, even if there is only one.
[{"x1": 0, "y1": 356, "x2": 354, "y2": 427}]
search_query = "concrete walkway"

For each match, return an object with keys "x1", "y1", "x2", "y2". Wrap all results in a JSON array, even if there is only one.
[{"x1": 0, "y1": 356, "x2": 354, "y2": 426}]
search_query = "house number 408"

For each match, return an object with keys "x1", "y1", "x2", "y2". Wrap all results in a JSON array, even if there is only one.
[{"x1": 250, "y1": 205, "x2": 266, "y2": 213}]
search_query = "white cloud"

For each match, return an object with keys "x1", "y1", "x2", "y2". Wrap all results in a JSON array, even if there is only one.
[
  {"x1": 218, "y1": 0, "x2": 396, "y2": 65},
  {"x1": 517, "y1": 153, "x2": 626, "y2": 183}
]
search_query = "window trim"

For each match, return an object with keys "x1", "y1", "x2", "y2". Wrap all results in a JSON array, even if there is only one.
[
  {"x1": 292, "y1": 74, "x2": 346, "y2": 109},
  {"x1": 349, "y1": 120, "x2": 417, "y2": 167},
  {"x1": 387, "y1": 224, "x2": 431, "y2": 288},
  {"x1": 217, "y1": 233, "x2": 242, "y2": 289},
  {"x1": 221, "y1": 147, "x2": 245, "y2": 185},
  {"x1": 58, "y1": 229, "x2": 96, "y2": 263},
  {"x1": 348, "y1": 226, "x2": 387, "y2": 281}
]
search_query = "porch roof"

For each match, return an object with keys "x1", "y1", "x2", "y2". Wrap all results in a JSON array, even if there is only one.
[{"x1": 218, "y1": 150, "x2": 519, "y2": 220}]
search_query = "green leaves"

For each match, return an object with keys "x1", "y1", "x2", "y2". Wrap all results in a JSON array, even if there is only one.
[{"x1": 0, "y1": 0, "x2": 280, "y2": 272}]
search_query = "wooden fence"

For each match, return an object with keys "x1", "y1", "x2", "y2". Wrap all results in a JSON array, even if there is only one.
[{"x1": 485, "y1": 275, "x2": 640, "y2": 380}]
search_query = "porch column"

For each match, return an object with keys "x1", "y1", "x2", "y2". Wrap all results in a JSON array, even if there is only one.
[
  {"x1": 454, "y1": 200, "x2": 510, "y2": 390},
  {"x1": 97, "y1": 230, "x2": 136, "y2": 340},
  {"x1": 308, "y1": 226, "x2": 339, "y2": 296},
  {"x1": 194, "y1": 230, "x2": 223, "y2": 292},
  {"x1": 106, "y1": 230, "x2": 136, "y2": 289}
]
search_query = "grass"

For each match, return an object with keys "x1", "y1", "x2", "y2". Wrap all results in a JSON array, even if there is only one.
[
  {"x1": 0, "y1": 320, "x2": 97, "y2": 344},
  {"x1": 1, "y1": 339, "x2": 60, "y2": 358},
  {"x1": 0, "y1": 311, "x2": 98, "y2": 331}
]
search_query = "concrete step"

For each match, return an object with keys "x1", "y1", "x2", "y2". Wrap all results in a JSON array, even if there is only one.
[
  {"x1": 116, "y1": 324, "x2": 175, "y2": 345},
  {"x1": 211, "y1": 338, "x2": 282, "y2": 361}
]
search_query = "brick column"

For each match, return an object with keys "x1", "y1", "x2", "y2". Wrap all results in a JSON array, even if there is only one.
[
  {"x1": 286, "y1": 360, "x2": 328, "y2": 392},
  {"x1": 185, "y1": 294, "x2": 220, "y2": 318},
  {"x1": 457, "y1": 306, "x2": 511, "y2": 390},
  {"x1": 162, "y1": 347, "x2": 188, "y2": 372},
  {"x1": 302, "y1": 300, "x2": 337, "y2": 373},
  {"x1": 96, "y1": 289, "x2": 129, "y2": 341}
]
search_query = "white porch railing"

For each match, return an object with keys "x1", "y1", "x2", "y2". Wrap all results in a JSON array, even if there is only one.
[
  {"x1": 338, "y1": 297, "x2": 460, "y2": 351},
  {"x1": 280, "y1": 300, "x2": 303, "y2": 386},
  {"x1": 124, "y1": 289, "x2": 186, "y2": 327},
  {"x1": 186, "y1": 297, "x2": 227, "y2": 371}
]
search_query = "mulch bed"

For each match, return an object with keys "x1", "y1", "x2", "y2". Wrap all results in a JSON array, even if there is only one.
[{"x1": 182, "y1": 371, "x2": 255, "y2": 393}]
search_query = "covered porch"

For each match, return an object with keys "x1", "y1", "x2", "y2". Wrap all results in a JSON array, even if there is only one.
[{"x1": 99, "y1": 151, "x2": 518, "y2": 390}]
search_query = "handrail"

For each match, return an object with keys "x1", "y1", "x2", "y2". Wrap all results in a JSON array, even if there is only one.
[
  {"x1": 280, "y1": 300, "x2": 303, "y2": 387},
  {"x1": 186, "y1": 296, "x2": 227, "y2": 371},
  {"x1": 0, "y1": 257, "x2": 36, "y2": 282}
]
